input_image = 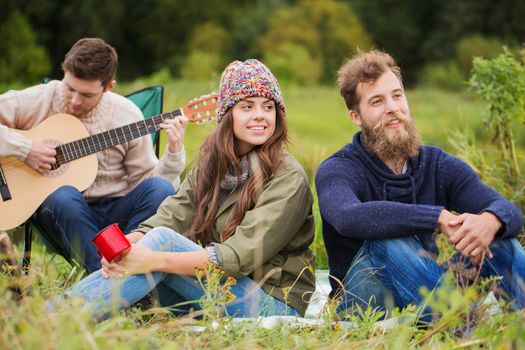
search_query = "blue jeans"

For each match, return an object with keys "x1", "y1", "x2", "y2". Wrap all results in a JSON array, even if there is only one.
[
  {"x1": 339, "y1": 235, "x2": 525, "y2": 319},
  {"x1": 34, "y1": 177, "x2": 175, "y2": 273},
  {"x1": 63, "y1": 227, "x2": 299, "y2": 320}
]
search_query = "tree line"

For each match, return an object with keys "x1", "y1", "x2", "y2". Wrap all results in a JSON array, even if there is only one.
[{"x1": 1, "y1": 0, "x2": 523, "y2": 86}]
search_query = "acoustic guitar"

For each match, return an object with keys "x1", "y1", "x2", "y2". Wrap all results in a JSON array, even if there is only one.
[{"x1": 0, "y1": 93, "x2": 217, "y2": 231}]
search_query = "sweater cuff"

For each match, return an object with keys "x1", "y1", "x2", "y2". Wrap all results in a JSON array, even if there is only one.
[
  {"x1": 10, "y1": 132, "x2": 32, "y2": 160},
  {"x1": 482, "y1": 206, "x2": 521, "y2": 239},
  {"x1": 163, "y1": 145, "x2": 185, "y2": 161},
  {"x1": 411, "y1": 205, "x2": 445, "y2": 234}
]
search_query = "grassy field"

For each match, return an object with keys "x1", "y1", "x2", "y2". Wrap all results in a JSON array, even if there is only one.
[{"x1": 3, "y1": 81, "x2": 525, "y2": 348}]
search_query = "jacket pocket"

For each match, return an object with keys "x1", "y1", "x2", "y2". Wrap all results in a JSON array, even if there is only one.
[{"x1": 254, "y1": 253, "x2": 285, "y2": 286}]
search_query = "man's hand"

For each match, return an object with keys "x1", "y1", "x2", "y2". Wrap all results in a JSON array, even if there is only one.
[
  {"x1": 437, "y1": 209, "x2": 461, "y2": 237},
  {"x1": 447, "y1": 212, "x2": 501, "y2": 262},
  {"x1": 161, "y1": 116, "x2": 188, "y2": 153},
  {"x1": 24, "y1": 141, "x2": 56, "y2": 173}
]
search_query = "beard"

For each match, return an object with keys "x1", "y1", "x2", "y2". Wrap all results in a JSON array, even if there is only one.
[{"x1": 362, "y1": 110, "x2": 422, "y2": 161}]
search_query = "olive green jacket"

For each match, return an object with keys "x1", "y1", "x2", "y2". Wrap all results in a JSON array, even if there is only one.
[{"x1": 138, "y1": 152, "x2": 316, "y2": 315}]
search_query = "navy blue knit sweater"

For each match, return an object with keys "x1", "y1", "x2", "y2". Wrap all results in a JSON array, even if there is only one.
[{"x1": 315, "y1": 131, "x2": 523, "y2": 294}]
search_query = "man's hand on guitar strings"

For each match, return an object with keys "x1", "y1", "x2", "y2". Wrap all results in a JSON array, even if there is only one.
[
  {"x1": 25, "y1": 141, "x2": 57, "y2": 174},
  {"x1": 161, "y1": 115, "x2": 188, "y2": 154}
]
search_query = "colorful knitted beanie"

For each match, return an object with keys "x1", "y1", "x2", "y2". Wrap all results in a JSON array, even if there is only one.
[{"x1": 216, "y1": 59, "x2": 286, "y2": 122}]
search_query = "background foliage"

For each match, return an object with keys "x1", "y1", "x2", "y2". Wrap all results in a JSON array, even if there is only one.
[
  {"x1": 454, "y1": 49, "x2": 525, "y2": 213},
  {"x1": 2, "y1": 0, "x2": 523, "y2": 86}
]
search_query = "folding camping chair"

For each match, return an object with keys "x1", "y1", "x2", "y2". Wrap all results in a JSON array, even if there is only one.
[{"x1": 21, "y1": 85, "x2": 165, "y2": 271}]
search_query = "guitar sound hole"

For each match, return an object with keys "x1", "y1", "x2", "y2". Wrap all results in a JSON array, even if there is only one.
[
  {"x1": 42, "y1": 139, "x2": 68, "y2": 177},
  {"x1": 43, "y1": 163, "x2": 68, "y2": 177}
]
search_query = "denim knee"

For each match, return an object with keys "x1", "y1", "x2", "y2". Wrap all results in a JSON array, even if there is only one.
[
  {"x1": 339, "y1": 253, "x2": 390, "y2": 314},
  {"x1": 364, "y1": 236, "x2": 427, "y2": 264},
  {"x1": 140, "y1": 177, "x2": 175, "y2": 198},
  {"x1": 492, "y1": 238, "x2": 525, "y2": 257},
  {"x1": 41, "y1": 186, "x2": 84, "y2": 210},
  {"x1": 140, "y1": 227, "x2": 202, "y2": 253}
]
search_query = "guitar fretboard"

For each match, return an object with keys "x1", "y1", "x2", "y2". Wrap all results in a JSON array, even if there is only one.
[{"x1": 55, "y1": 109, "x2": 183, "y2": 165}]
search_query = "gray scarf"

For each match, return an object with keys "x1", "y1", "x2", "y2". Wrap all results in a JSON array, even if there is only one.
[
  {"x1": 217, "y1": 155, "x2": 250, "y2": 207},
  {"x1": 217, "y1": 152, "x2": 262, "y2": 208},
  {"x1": 220, "y1": 155, "x2": 250, "y2": 191}
]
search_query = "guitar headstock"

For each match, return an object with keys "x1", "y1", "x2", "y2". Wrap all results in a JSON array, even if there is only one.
[{"x1": 183, "y1": 93, "x2": 218, "y2": 124}]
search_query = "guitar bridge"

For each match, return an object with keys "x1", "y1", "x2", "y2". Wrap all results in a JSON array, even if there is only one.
[{"x1": 0, "y1": 183, "x2": 11, "y2": 201}]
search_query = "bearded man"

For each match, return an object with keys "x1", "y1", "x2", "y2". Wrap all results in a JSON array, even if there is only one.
[{"x1": 315, "y1": 50, "x2": 525, "y2": 320}]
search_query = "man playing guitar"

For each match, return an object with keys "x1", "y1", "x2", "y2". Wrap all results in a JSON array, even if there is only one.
[{"x1": 0, "y1": 38, "x2": 187, "y2": 273}]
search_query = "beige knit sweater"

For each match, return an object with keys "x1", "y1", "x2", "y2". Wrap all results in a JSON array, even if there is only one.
[{"x1": 0, "y1": 80, "x2": 185, "y2": 199}]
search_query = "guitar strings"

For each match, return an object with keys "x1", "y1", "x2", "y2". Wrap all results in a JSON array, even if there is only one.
[{"x1": 58, "y1": 111, "x2": 181, "y2": 163}]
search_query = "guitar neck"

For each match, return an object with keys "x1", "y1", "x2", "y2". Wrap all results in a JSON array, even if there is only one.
[{"x1": 55, "y1": 109, "x2": 183, "y2": 165}]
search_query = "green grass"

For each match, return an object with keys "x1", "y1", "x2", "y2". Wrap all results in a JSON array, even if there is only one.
[{"x1": 2, "y1": 242, "x2": 525, "y2": 349}]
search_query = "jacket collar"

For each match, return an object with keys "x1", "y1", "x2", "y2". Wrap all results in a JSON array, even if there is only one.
[{"x1": 215, "y1": 187, "x2": 240, "y2": 219}]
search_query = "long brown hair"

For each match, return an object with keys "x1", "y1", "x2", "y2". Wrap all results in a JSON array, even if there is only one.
[{"x1": 189, "y1": 107, "x2": 288, "y2": 244}]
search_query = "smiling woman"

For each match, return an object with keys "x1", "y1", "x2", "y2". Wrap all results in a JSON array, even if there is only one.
[
  {"x1": 57, "y1": 59, "x2": 316, "y2": 320},
  {"x1": 232, "y1": 97, "x2": 277, "y2": 156}
]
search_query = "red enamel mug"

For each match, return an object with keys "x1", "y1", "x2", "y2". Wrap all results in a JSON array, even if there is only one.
[{"x1": 92, "y1": 223, "x2": 131, "y2": 262}]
